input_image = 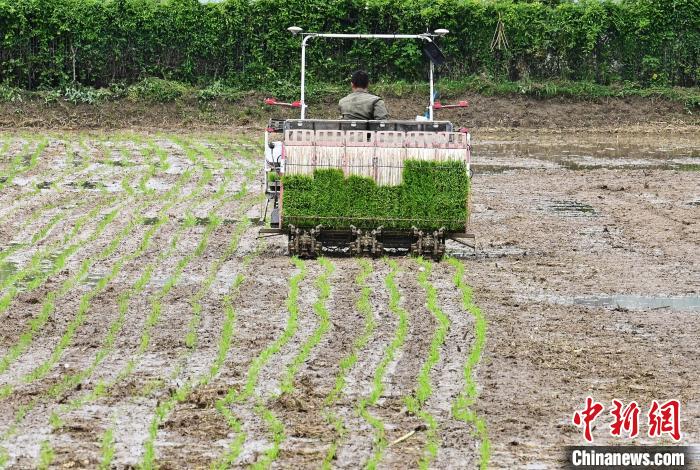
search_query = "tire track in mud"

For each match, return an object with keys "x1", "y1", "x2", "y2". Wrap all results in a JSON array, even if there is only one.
[
  {"x1": 1, "y1": 153, "x2": 257, "y2": 467},
  {"x1": 0, "y1": 141, "x2": 239, "y2": 467},
  {"x1": 208, "y1": 258, "x2": 307, "y2": 468},
  {"x1": 447, "y1": 258, "x2": 490, "y2": 469}
]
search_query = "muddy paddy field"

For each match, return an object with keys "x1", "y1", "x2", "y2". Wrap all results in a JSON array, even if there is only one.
[{"x1": 0, "y1": 126, "x2": 697, "y2": 469}]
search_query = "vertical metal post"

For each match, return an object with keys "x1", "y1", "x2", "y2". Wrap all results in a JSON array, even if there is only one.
[
  {"x1": 429, "y1": 60, "x2": 434, "y2": 121},
  {"x1": 300, "y1": 36, "x2": 311, "y2": 119}
]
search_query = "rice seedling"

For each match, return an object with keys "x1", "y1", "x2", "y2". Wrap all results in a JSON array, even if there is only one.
[
  {"x1": 448, "y1": 258, "x2": 490, "y2": 470},
  {"x1": 279, "y1": 257, "x2": 334, "y2": 394},
  {"x1": 211, "y1": 257, "x2": 306, "y2": 467},
  {"x1": 406, "y1": 257, "x2": 451, "y2": 469},
  {"x1": 37, "y1": 440, "x2": 53, "y2": 470},
  {"x1": 282, "y1": 161, "x2": 469, "y2": 231},
  {"x1": 99, "y1": 427, "x2": 115, "y2": 470},
  {"x1": 359, "y1": 259, "x2": 409, "y2": 470},
  {"x1": 322, "y1": 259, "x2": 375, "y2": 467}
]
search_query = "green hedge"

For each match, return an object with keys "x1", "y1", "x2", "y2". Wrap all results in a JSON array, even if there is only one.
[
  {"x1": 282, "y1": 160, "x2": 469, "y2": 231},
  {"x1": 0, "y1": 0, "x2": 697, "y2": 92}
]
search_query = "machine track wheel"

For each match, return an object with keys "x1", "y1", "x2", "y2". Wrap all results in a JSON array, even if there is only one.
[{"x1": 288, "y1": 224, "x2": 323, "y2": 259}]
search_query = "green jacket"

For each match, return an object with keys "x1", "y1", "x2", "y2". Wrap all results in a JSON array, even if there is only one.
[{"x1": 339, "y1": 90, "x2": 389, "y2": 120}]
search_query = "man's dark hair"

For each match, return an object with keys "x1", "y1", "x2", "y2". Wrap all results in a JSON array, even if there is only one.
[{"x1": 351, "y1": 70, "x2": 370, "y2": 89}]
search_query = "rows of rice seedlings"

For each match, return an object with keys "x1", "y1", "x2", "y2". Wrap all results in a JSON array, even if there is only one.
[
  {"x1": 280, "y1": 257, "x2": 334, "y2": 393},
  {"x1": 322, "y1": 259, "x2": 375, "y2": 467},
  {"x1": 0, "y1": 140, "x2": 168, "y2": 321},
  {"x1": 37, "y1": 158, "x2": 247, "y2": 443},
  {"x1": 0, "y1": 171, "x2": 142, "y2": 289},
  {"x1": 44, "y1": 145, "x2": 255, "y2": 432},
  {"x1": 211, "y1": 257, "x2": 306, "y2": 468},
  {"x1": 5, "y1": 135, "x2": 102, "y2": 208},
  {"x1": 0, "y1": 138, "x2": 100, "y2": 232},
  {"x1": 359, "y1": 259, "x2": 409, "y2": 470},
  {"x1": 447, "y1": 258, "x2": 490, "y2": 469},
  {"x1": 246, "y1": 258, "x2": 335, "y2": 469},
  {"x1": 409, "y1": 257, "x2": 451, "y2": 468},
  {"x1": 0, "y1": 139, "x2": 220, "y2": 466},
  {"x1": 0, "y1": 183, "x2": 194, "y2": 466},
  {"x1": 0, "y1": 138, "x2": 160, "y2": 299},
  {"x1": 139, "y1": 209, "x2": 258, "y2": 469},
  {"x1": 0, "y1": 139, "x2": 47, "y2": 191},
  {"x1": 0, "y1": 158, "x2": 199, "y2": 393}
]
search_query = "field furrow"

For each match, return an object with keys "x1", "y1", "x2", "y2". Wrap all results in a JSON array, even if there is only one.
[{"x1": 448, "y1": 258, "x2": 490, "y2": 469}]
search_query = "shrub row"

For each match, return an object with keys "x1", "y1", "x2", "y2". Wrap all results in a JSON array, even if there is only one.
[
  {"x1": 282, "y1": 160, "x2": 469, "y2": 231},
  {"x1": 0, "y1": 0, "x2": 697, "y2": 91}
]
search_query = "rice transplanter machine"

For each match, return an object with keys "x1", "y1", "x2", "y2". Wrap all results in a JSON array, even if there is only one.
[{"x1": 260, "y1": 28, "x2": 474, "y2": 260}]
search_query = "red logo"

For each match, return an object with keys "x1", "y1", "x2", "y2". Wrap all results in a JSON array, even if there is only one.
[
  {"x1": 573, "y1": 398, "x2": 682, "y2": 442},
  {"x1": 610, "y1": 399, "x2": 640, "y2": 438},
  {"x1": 573, "y1": 397, "x2": 604, "y2": 443},
  {"x1": 648, "y1": 399, "x2": 681, "y2": 441}
]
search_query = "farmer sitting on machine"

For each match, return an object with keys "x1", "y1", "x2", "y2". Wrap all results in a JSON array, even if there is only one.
[{"x1": 339, "y1": 70, "x2": 389, "y2": 120}]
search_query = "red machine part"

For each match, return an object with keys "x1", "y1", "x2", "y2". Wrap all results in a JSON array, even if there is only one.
[
  {"x1": 433, "y1": 100, "x2": 469, "y2": 109},
  {"x1": 264, "y1": 97, "x2": 302, "y2": 108}
]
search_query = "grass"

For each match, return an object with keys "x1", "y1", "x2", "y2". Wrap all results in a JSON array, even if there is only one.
[
  {"x1": 4, "y1": 75, "x2": 698, "y2": 111},
  {"x1": 359, "y1": 259, "x2": 409, "y2": 469},
  {"x1": 448, "y1": 257, "x2": 490, "y2": 470},
  {"x1": 283, "y1": 161, "x2": 469, "y2": 231}
]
